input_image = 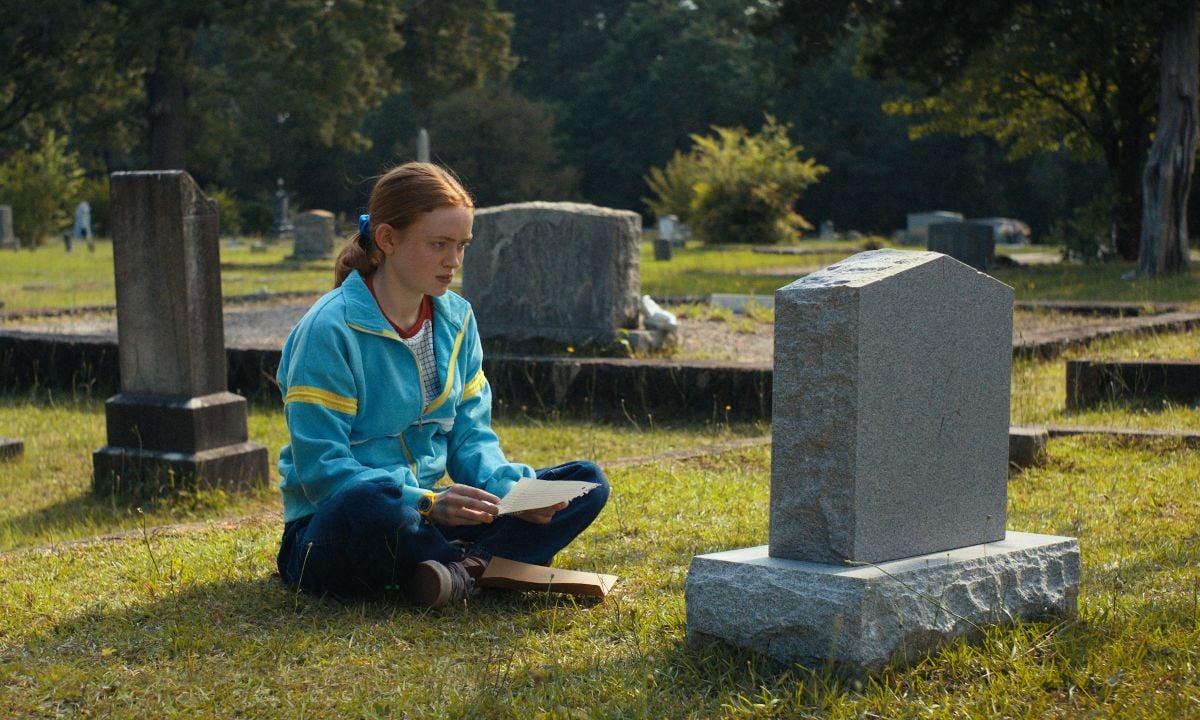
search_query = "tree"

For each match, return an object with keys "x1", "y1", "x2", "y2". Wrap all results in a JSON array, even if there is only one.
[
  {"x1": 505, "y1": 0, "x2": 783, "y2": 212},
  {"x1": 1135, "y1": 1, "x2": 1197, "y2": 277},
  {"x1": 765, "y1": 0, "x2": 1192, "y2": 273},
  {"x1": 644, "y1": 116, "x2": 827, "y2": 244},
  {"x1": 0, "y1": 0, "x2": 140, "y2": 162},
  {"x1": 424, "y1": 85, "x2": 579, "y2": 207},
  {"x1": 0, "y1": 131, "x2": 85, "y2": 247}
]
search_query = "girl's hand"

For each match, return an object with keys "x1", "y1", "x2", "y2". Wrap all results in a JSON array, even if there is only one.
[
  {"x1": 514, "y1": 501, "x2": 568, "y2": 525},
  {"x1": 430, "y1": 484, "x2": 500, "y2": 526}
]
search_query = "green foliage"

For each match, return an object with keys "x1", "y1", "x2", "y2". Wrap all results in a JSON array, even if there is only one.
[
  {"x1": 0, "y1": 0, "x2": 140, "y2": 159},
  {"x1": 204, "y1": 186, "x2": 242, "y2": 236},
  {"x1": 508, "y1": 0, "x2": 784, "y2": 212},
  {"x1": 238, "y1": 193, "x2": 275, "y2": 237},
  {"x1": 644, "y1": 117, "x2": 827, "y2": 244},
  {"x1": 0, "y1": 131, "x2": 85, "y2": 247},
  {"x1": 424, "y1": 84, "x2": 579, "y2": 206},
  {"x1": 1044, "y1": 191, "x2": 1118, "y2": 262}
]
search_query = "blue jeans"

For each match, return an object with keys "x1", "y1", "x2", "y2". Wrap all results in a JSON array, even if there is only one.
[{"x1": 276, "y1": 461, "x2": 609, "y2": 598}]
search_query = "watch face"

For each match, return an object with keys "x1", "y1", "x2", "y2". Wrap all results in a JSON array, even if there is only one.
[{"x1": 418, "y1": 494, "x2": 434, "y2": 514}]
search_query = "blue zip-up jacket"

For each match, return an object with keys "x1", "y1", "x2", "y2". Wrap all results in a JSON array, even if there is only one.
[{"x1": 276, "y1": 270, "x2": 532, "y2": 522}]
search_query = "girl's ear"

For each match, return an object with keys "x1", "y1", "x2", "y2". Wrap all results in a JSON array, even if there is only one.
[{"x1": 373, "y1": 223, "x2": 396, "y2": 254}]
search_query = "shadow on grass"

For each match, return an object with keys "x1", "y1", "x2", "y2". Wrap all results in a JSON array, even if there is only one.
[
  {"x1": 6, "y1": 566, "x2": 858, "y2": 717},
  {"x1": 0, "y1": 488, "x2": 262, "y2": 553}
]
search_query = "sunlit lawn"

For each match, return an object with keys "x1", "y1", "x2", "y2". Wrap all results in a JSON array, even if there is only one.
[
  {"x1": 5, "y1": 237, "x2": 1198, "y2": 313},
  {"x1": 1, "y1": 235, "x2": 1198, "y2": 717}
]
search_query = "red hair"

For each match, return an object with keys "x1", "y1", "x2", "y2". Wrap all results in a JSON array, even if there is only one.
[{"x1": 333, "y1": 162, "x2": 474, "y2": 287}]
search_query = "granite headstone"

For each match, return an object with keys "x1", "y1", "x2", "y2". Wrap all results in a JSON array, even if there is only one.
[
  {"x1": 0, "y1": 205, "x2": 14, "y2": 249},
  {"x1": 769, "y1": 249, "x2": 1011, "y2": 564},
  {"x1": 928, "y1": 221, "x2": 996, "y2": 271},
  {"x1": 93, "y1": 171, "x2": 268, "y2": 497},
  {"x1": 292, "y1": 209, "x2": 335, "y2": 260},
  {"x1": 686, "y1": 249, "x2": 1080, "y2": 674},
  {"x1": 463, "y1": 202, "x2": 641, "y2": 346}
]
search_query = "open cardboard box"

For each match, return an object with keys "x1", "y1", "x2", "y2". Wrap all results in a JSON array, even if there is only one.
[{"x1": 478, "y1": 557, "x2": 618, "y2": 598}]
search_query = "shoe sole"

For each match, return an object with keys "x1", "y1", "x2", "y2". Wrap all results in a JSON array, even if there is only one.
[{"x1": 407, "y1": 560, "x2": 453, "y2": 608}]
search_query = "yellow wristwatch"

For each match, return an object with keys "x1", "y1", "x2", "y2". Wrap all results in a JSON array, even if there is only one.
[{"x1": 416, "y1": 491, "x2": 437, "y2": 519}]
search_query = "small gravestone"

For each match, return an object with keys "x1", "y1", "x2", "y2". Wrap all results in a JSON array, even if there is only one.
[
  {"x1": 654, "y1": 214, "x2": 678, "y2": 260},
  {"x1": 93, "y1": 171, "x2": 268, "y2": 498},
  {"x1": 463, "y1": 202, "x2": 641, "y2": 347},
  {"x1": 0, "y1": 437, "x2": 23, "y2": 461},
  {"x1": 417, "y1": 128, "x2": 431, "y2": 163},
  {"x1": 291, "y1": 210, "x2": 335, "y2": 260},
  {"x1": 905, "y1": 210, "x2": 962, "y2": 245},
  {"x1": 269, "y1": 178, "x2": 293, "y2": 240},
  {"x1": 1, "y1": 205, "x2": 16, "y2": 249},
  {"x1": 819, "y1": 219, "x2": 835, "y2": 240},
  {"x1": 928, "y1": 221, "x2": 995, "y2": 271},
  {"x1": 686, "y1": 249, "x2": 1079, "y2": 675},
  {"x1": 73, "y1": 201, "x2": 93, "y2": 240}
]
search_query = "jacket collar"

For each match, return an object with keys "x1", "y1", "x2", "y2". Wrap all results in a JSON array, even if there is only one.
[{"x1": 342, "y1": 269, "x2": 465, "y2": 336}]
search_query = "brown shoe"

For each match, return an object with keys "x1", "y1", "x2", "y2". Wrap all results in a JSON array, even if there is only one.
[{"x1": 405, "y1": 556, "x2": 489, "y2": 608}]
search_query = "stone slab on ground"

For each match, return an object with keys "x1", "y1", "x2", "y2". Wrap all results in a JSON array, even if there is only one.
[
  {"x1": 1008, "y1": 426, "x2": 1049, "y2": 469},
  {"x1": 1066, "y1": 359, "x2": 1200, "y2": 409},
  {"x1": 1045, "y1": 425, "x2": 1200, "y2": 447},
  {"x1": 0, "y1": 437, "x2": 23, "y2": 460},
  {"x1": 685, "y1": 532, "x2": 1080, "y2": 676}
]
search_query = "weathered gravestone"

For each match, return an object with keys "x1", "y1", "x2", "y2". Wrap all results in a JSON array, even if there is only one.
[
  {"x1": 685, "y1": 249, "x2": 1079, "y2": 675},
  {"x1": 291, "y1": 209, "x2": 335, "y2": 260},
  {"x1": 463, "y1": 202, "x2": 641, "y2": 347},
  {"x1": 417, "y1": 128, "x2": 431, "y2": 163},
  {"x1": 73, "y1": 201, "x2": 93, "y2": 240},
  {"x1": 0, "y1": 205, "x2": 15, "y2": 249},
  {"x1": 269, "y1": 178, "x2": 293, "y2": 240},
  {"x1": 905, "y1": 210, "x2": 962, "y2": 245},
  {"x1": 928, "y1": 221, "x2": 996, "y2": 271},
  {"x1": 93, "y1": 171, "x2": 269, "y2": 497}
]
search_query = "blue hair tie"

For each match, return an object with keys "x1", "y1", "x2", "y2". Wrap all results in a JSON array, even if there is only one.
[{"x1": 358, "y1": 213, "x2": 371, "y2": 240}]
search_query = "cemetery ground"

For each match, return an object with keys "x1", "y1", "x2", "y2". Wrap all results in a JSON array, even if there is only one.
[{"x1": 0, "y1": 239, "x2": 1198, "y2": 717}]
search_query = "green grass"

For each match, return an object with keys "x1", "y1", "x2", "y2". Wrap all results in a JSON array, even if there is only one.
[
  {"x1": 0, "y1": 239, "x2": 332, "y2": 311},
  {"x1": 2, "y1": 235, "x2": 1199, "y2": 716},
  {"x1": 0, "y1": 435, "x2": 1197, "y2": 718},
  {"x1": 4, "y1": 237, "x2": 1199, "y2": 312},
  {"x1": 990, "y1": 261, "x2": 1200, "y2": 306},
  {"x1": 0, "y1": 388, "x2": 765, "y2": 552},
  {"x1": 1012, "y1": 326, "x2": 1200, "y2": 429},
  {"x1": 640, "y1": 240, "x2": 861, "y2": 298}
]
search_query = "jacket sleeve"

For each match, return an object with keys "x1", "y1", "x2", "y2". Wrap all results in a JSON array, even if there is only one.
[
  {"x1": 444, "y1": 312, "x2": 533, "y2": 498},
  {"x1": 280, "y1": 316, "x2": 426, "y2": 509}
]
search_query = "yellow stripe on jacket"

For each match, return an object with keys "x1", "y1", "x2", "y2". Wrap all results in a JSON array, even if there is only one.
[
  {"x1": 284, "y1": 385, "x2": 358, "y2": 415},
  {"x1": 462, "y1": 369, "x2": 487, "y2": 401}
]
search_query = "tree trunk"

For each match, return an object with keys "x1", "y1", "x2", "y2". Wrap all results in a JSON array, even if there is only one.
[
  {"x1": 146, "y1": 43, "x2": 190, "y2": 170},
  {"x1": 1134, "y1": 2, "x2": 1198, "y2": 278}
]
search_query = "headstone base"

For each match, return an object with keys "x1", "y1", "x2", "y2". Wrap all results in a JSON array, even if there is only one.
[
  {"x1": 93, "y1": 442, "x2": 269, "y2": 498},
  {"x1": 103, "y1": 392, "x2": 253, "y2": 453},
  {"x1": 685, "y1": 532, "x2": 1079, "y2": 676}
]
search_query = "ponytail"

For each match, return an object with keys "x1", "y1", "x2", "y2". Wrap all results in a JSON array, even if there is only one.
[{"x1": 333, "y1": 231, "x2": 381, "y2": 287}]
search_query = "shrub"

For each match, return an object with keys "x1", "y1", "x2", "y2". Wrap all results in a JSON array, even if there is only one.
[
  {"x1": 1046, "y1": 191, "x2": 1116, "y2": 262},
  {"x1": 205, "y1": 186, "x2": 243, "y2": 236},
  {"x1": 0, "y1": 131, "x2": 85, "y2": 247},
  {"x1": 644, "y1": 116, "x2": 827, "y2": 245}
]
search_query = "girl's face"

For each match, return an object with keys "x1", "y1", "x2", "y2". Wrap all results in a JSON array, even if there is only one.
[{"x1": 378, "y1": 205, "x2": 473, "y2": 299}]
